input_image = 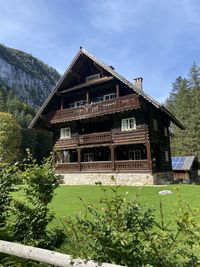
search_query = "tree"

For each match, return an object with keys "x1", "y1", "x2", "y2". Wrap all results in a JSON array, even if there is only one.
[
  {"x1": 0, "y1": 112, "x2": 21, "y2": 163},
  {"x1": 166, "y1": 63, "x2": 200, "y2": 158}
]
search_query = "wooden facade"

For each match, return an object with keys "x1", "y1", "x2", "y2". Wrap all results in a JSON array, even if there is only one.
[{"x1": 29, "y1": 48, "x2": 184, "y2": 179}]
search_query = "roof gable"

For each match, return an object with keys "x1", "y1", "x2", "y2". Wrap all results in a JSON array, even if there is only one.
[{"x1": 29, "y1": 48, "x2": 184, "y2": 129}]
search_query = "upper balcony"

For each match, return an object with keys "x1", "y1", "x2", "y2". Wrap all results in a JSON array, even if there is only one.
[{"x1": 47, "y1": 94, "x2": 140, "y2": 124}]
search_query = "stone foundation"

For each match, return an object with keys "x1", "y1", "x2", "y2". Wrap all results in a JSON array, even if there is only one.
[{"x1": 59, "y1": 171, "x2": 173, "y2": 186}]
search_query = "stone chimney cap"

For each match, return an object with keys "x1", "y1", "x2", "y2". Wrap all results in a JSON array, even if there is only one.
[
  {"x1": 133, "y1": 77, "x2": 143, "y2": 90},
  {"x1": 134, "y1": 77, "x2": 143, "y2": 82}
]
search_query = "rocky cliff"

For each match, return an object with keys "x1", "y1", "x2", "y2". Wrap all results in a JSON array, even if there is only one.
[{"x1": 0, "y1": 44, "x2": 61, "y2": 108}]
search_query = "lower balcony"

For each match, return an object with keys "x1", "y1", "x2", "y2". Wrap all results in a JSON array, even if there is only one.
[
  {"x1": 54, "y1": 144, "x2": 150, "y2": 172},
  {"x1": 55, "y1": 160, "x2": 149, "y2": 172}
]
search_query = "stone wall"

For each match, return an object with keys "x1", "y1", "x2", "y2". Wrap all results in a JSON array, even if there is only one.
[{"x1": 59, "y1": 171, "x2": 173, "y2": 186}]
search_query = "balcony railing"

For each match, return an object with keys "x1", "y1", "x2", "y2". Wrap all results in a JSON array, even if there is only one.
[
  {"x1": 55, "y1": 160, "x2": 149, "y2": 172},
  {"x1": 79, "y1": 131, "x2": 112, "y2": 145},
  {"x1": 55, "y1": 125, "x2": 147, "y2": 149},
  {"x1": 48, "y1": 94, "x2": 140, "y2": 124}
]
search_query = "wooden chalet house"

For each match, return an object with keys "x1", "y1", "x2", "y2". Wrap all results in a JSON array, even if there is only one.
[{"x1": 29, "y1": 48, "x2": 184, "y2": 185}]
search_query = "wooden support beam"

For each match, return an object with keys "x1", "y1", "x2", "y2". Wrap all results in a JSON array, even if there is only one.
[
  {"x1": 145, "y1": 142, "x2": 152, "y2": 171},
  {"x1": 86, "y1": 91, "x2": 90, "y2": 105},
  {"x1": 116, "y1": 84, "x2": 120, "y2": 98},
  {"x1": 77, "y1": 147, "x2": 81, "y2": 171},
  {"x1": 61, "y1": 96, "x2": 64, "y2": 110},
  {"x1": 93, "y1": 62, "x2": 104, "y2": 77},
  {"x1": 60, "y1": 77, "x2": 114, "y2": 94},
  {"x1": 110, "y1": 145, "x2": 115, "y2": 171}
]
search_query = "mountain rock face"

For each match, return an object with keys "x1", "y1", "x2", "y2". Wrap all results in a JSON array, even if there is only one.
[{"x1": 0, "y1": 44, "x2": 61, "y2": 107}]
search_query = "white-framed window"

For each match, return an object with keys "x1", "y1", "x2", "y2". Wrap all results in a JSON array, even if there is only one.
[
  {"x1": 153, "y1": 119, "x2": 158, "y2": 131},
  {"x1": 128, "y1": 150, "x2": 141, "y2": 160},
  {"x1": 69, "y1": 100, "x2": 86, "y2": 108},
  {"x1": 164, "y1": 127, "x2": 168, "y2": 137},
  {"x1": 121, "y1": 117, "x2": 136, "y2": 131},
  {"x1": 165, "y1": 150, "x2": 169, "y2": 162},
  {"x1": 84, "y1": 153, "x2": 94, "y2": 162},
  {"x1": 103, "y1": 93, "x2": 116, "y2": 101},
  {"x1": 60, "y1": 127, "x2": 71, "y2": 139}
]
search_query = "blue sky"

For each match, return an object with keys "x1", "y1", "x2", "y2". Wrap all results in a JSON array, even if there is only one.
[{"x1": 0, "y1": 0, "x2": 200, "y2": 103}]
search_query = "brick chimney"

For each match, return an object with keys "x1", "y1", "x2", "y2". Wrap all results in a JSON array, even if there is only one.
[{"x1": 133, "y1": 77, "x2": 143, "y2": 90}]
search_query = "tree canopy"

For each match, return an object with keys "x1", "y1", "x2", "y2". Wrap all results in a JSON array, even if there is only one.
[
  {"x1": 166, "y1": 63, "x2": 200, "y2": 158},
  {"x1": 0, "y1": 112, "x2": 21, "y2": 162}
]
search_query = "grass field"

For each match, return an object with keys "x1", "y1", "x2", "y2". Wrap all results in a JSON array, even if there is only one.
[{"x1": 50, "y1": 184, "x2": 200, "y2": 227}]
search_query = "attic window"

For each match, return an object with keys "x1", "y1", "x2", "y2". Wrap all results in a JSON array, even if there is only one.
[{"x1": 86, "y1": 73, "x2": 100, "y2": 83}]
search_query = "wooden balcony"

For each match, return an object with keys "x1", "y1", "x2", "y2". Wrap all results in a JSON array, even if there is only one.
[
  {"x1": 55, "y1": 160, "x2": 149, "y2": 172},
  {"x1": 48, "y1": 94, "x2": 140, "y2": 124},
  {"x1": 79, "y1": 131, "x2": 112, "y2": 145},
  {"x1": 54, "y1": 126, "x2": 147, "y2": 149}
]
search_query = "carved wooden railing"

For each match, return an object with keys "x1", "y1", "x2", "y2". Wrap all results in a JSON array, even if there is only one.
[
  {"x1": 55, "y1": 160, "x2": 149, "y2": 172},
  {"x1": 79, "y1": 131, "x2": 112, "y2": 145},
  {"x1": 48, "y1": 94, "x2": 140, "y2": 123},
  {"x1": 81, "y1": 161, "x2": 112, "y2": 170},
  {"x1": 54, "y1": 127, "x2": 147, "y2": 149},
  {"x1": 56, "y1": 163, "x2": 78, "y2": 172},
  {"x1": 115, "y1": 160, "x2": 149, "y2": 170}
]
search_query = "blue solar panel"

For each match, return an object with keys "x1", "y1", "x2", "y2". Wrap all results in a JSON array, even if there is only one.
[{"x1": 171, "y1": 156, "x2": 187, "y2": 170}]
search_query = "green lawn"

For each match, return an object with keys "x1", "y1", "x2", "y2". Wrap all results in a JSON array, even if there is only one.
[{"x1": 50, "y1": 184, "x2": 200, "y2": 227}]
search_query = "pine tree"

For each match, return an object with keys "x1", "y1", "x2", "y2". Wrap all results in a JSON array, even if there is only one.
[{"x1": 166, "y1": 63, "x2": 200, "y2": 158}]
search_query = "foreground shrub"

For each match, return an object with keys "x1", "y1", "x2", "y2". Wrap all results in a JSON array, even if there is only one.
[
  {"x1": 61, "y1": 185, "x2": 200, "y2": 267},
  {"x1": 11, "y1": 154, "x2": 64, "y2": 249}
]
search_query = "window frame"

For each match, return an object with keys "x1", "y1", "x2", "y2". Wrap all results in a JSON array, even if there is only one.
[
  {"x1": 84, "y1": 152, "x2": 94, "y2": 162},
  {"x1": 121, "y1": 117, "x2": 136, "y2": 131},
  {"x1": 153, "y1": 119, "x2": 158, "y2": 131},
  {"x1": 164, "y1": 127, "x2": 168, "y2": 137},
  {"x1": 128, "y1": 150, "x2": 142, "y2": 160},
  {"x1": 103, "y1": 93, "x2": 116, "y2": 101},
  {"x1": 60, "y1": 127, "x2": 71, "y2": 139}
]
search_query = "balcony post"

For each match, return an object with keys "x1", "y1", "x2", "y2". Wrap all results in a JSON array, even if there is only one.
[
  {"x1": 145, "y1": 142, "x2": 152, "y2": 171},
  {"x1": 60, "y1": 96, "x2": 64, "y2": 110},
  {"x1": 77, "y1": 147, "x2": 81, "y2": 171},
  {"x1": 86, "y1": 91, "x2": 89, "y2": 104},
  {"x1": 116, "y1": 84, "x2": 120, "y2": 98},
  {"x1": 110, "y1": 145, "x2": 115, "y2": 171}
]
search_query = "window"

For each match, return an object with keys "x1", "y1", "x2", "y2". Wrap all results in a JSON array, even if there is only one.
[
  {"x1": 103, "y1": 93, "x2": 116, "y2": 101},
  {"x1": 60, "y1": 127, "x2": 71, "y2": 139},
  {"x1": 164, "y1": 127, "x2": 168, "y2": 137},
  {"x1": 153, "y1": 119, "x2": 158, "y2": 131},
  {"x1": 86, "y1": 73, "x2": 100, "y2": 82},
  {"x1": 74, "y1": 100, "x2": 86, "y2": 107},
  {"x1": 165, "y1": 150, "x2": 169, "y2": 162},
  {"x1": 121, "y1": 117, "x2": 136, "y2": 131},
  {"x1": 128, "y1": 150, "x2": 141, "y2": 160},
  {"x1": 69, "y1": 100, "x2": 86, "y2": 108},
  {"x1": 84, "y1": 153, "x2": 94, "y2": 162}
]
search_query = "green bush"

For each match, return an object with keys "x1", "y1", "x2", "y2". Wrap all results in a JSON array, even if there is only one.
[
  {"x1": 61, "y1": 185, "x2": 200, "y2": 267},
  {"x1": 11, "y1": 154, "x2": 64, "y2": 249}
]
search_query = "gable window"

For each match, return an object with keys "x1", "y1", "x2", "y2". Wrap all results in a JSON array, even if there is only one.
[
  {"x1": 121, "y1": 117, "x2": 136, "y2": 131},
  {"x1": 84, "y1": 153, "x2": 94, "y2": 162},
  {"x1": 103, "y1": 93, "x2": 116, "y2": 101},
  {"x1": 165, "y1": 150, "x2": 169, "y2": 162},
  {"x1": 164, "y1": 127, "x2": 168, "y2": 137},
  {"x1": 153, "y1": 119, "x2": 158, "y2": 131},
  {"x1": 128, "y1": 150, "x2": 141, "y2": 160},
  {"x1": 60, "y1": 127, "x2": 71, "y2": 139}
]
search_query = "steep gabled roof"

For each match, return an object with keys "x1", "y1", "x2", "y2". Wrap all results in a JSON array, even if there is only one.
[{"x1": 29, "y1": 48, "x2": 184, "y2": 129}]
